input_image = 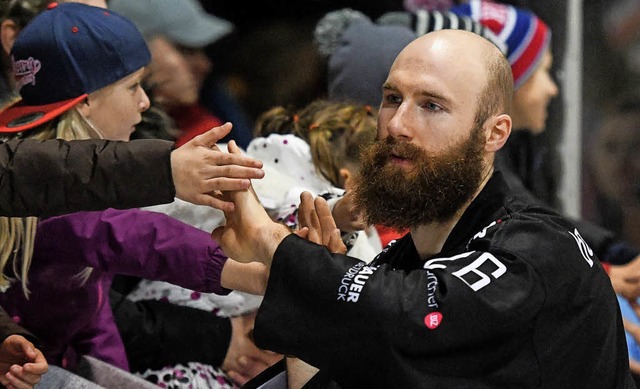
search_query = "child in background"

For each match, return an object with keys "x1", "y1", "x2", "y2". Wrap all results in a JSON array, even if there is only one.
[
  {"x1": 248, "y1": 99, "x2": 385, "y2": 262},
  {"x1": 0, "y1": 4, "x2": 273, "y2": 387}
]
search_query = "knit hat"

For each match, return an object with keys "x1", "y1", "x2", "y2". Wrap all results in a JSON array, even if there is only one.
[
  {"x1": 377, "y1": 9, "x2": 501, "y2": 46},
  {"x1": 450, "y1": 0, "x2": 551, "y2": 90},
  {"x1": 403, "y1": 0, "x2": 455, "y2": 12},
  {"x1": 108, "y1": 0, "x2": 234, "y2": 49},
  {"x1": 0, "y1": 2, "x2": 151, "y2": 133},
  {"x1": 315, "y1": 8, "x2": 501, "y2": 107}
]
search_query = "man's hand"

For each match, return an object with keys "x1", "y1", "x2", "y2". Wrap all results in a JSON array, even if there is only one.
[
  {"x1": 223, "y1": 312, "x2": 282, "y2": 386},
  {"x1": 331, "y1": 192, "x2": 367, "y2": 233},
  {"x1": 609, "y1": 255, "x2": 640, "y2": 300},
  {"x1": 0, "y1": 335, "x2": 48, "y2": 389},
  {"x1": 297, "y1": 192, "x2": 347, "y2": 254},
  {"x1": 211, "y1": 140, "x2": 290, "y2": 264},
  {"x1": 171, "y1": 123, "x2": 264, "y2": 211}
]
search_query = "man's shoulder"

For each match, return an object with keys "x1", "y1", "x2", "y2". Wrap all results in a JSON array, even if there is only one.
[{"x1": 474, "y1": 204, "x2": 599, "y2": 272}]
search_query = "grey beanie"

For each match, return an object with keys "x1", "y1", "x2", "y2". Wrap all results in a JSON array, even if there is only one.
[
  {"x1": 315, "y1": 9, "x2": 415, "y2": 107},
  {"x1": 315, "y1": 8, "x2": 502, "y2": 107}
]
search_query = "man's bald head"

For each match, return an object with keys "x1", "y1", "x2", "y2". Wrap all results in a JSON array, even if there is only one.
[{"x1": 394, "y1": 29, "x2": 513, "y2": 124}]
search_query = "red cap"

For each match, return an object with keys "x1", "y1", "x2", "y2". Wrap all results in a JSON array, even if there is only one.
[{"x1": 0, "y1": 95, "x2": 87, "y2": 133}]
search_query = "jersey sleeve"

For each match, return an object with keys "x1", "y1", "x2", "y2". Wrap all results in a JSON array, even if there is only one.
[{"x1": 254, "y1": 234, "x2": 545, "y2": 373}]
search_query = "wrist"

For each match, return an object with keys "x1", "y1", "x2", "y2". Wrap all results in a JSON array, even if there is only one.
[{"x1": 260, "y1": 223, "x2": 292, "y2": 265}]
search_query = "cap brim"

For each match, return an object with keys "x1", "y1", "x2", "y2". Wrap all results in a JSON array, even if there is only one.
[{"x1": 0, "y1": 94, "x2": 88, "y2": 133}]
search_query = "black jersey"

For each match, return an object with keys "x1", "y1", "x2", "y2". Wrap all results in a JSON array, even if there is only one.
[{"x1": 254, "y1": 172, "x2": 636, "y2": 388}]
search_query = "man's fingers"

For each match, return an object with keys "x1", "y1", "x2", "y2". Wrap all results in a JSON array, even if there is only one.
[
  {"x1": 328, "y1": 228, "x2": 348, "y2": 254},
  {"x1": 314, "y1": 197, "x2": 338, "y2": 247},
  {"x1": 299, "y1": 192, "x2": 321, "y2": 244},
  {"x1": 298, "y1": 192, "x2": 314, "y2": 228},
  {"x1": 294, "y1": 227, "x2": 310, "y2": 239}
]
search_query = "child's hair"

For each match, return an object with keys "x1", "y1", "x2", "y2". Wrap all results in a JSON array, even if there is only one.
[
  {"x1": 0, "y1": 108, "x2": 97, "y2": 297},
  {"x1": 254, "y1": 99, "x2": 377, "y2": 188}
]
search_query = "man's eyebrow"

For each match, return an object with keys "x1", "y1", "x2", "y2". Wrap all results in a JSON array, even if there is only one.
[
  {"x1": 382, "y1": 83, "x2": 454, "y2": 106},
  {"x1": 420, "y1": 90, "x2": 451, "y2": 104},
  {"x1": 382, "y1": 82, "x2": 395, "y2": 91}
]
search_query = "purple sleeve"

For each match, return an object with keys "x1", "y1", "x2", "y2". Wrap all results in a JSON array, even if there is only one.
[
  {"x1": 71, "y1": 293, "x2": 130, "y2": 371},
  {"x1": 35, "y1": 208, "x2": 228, "y2": 295}
]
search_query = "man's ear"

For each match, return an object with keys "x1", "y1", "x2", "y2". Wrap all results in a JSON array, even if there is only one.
[
  {"x1": 1, "y1": 19, "x2": 18, "y2": 56},
  {"x1": 484, "y1": 114, "x2": 512, "y2": 152}
]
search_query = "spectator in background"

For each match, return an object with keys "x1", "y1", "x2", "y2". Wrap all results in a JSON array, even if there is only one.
[
  {"x1": 0, "y1": 3, "x2": 275, "y2": 387},
  {"x1": 587, "y1": 97, "x2": 640, "y2": 251},
  {"x1": 109, "y1": 0, "x2": 254, "y2": 149},
  {"x1": 249, "y1": 99, "x2": 383, "y2": 262}
]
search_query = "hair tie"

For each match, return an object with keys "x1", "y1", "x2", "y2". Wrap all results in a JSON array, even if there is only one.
[{"x1": 293, "y1": 114, "x2": 299, "y2": 123}]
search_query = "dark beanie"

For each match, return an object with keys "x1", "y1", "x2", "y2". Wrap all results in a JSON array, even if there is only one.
[{"x1": 315, "y1": 8, "x2": 502, "y2": 107}]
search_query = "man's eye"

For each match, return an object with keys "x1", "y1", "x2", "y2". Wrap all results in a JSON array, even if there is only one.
[
  {"x1": 424, "y1": 102, "x2": 442, "y2": 111},
  {"x1": 384, "y1": 94, "x2": 401, "y2": 104}
]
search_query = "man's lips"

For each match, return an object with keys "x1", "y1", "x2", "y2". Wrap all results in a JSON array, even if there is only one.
[{"x1": 389, "y1": 153, "x2": 412, "y2": 167}]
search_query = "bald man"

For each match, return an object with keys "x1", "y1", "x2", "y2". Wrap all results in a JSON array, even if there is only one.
[{"x1": 216, "y1": 30, "x2": 635, "y2": 388}]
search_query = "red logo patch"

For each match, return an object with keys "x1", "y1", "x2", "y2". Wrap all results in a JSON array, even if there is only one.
[{"x1": 424, "y1": 312, "x2": 443, "y2": 329}]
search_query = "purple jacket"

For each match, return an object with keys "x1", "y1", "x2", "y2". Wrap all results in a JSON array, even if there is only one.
[{"x1": 0, "y1": 208, "x2": 228, "y2": 371}]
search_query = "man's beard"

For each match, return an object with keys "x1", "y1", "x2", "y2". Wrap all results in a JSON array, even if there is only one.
[{"x1": 352, "y1": 125, "x2": 487, "y2": 230}]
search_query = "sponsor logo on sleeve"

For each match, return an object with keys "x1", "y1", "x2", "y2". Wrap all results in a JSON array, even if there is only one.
[
  {"x1": 337, "y1": 262, "x2": 378, "y2": 303},
  {"x1": 568, "y1": 228, "x2": 594, "y2": 267},
  {"x1": 421, "y1": 251, "x2": 507, "y2": 329},
  {"x1": 424, "y1": 269, "x2": 442, "y2": 330},
  {"x1": 424, "y1": 311, "x2": 443, "y2": 329}
]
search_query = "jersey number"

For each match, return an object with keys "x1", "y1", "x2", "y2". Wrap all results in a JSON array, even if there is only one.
[{"x1": 425, "y1": 251, "x2": 506, "y2": 292}]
